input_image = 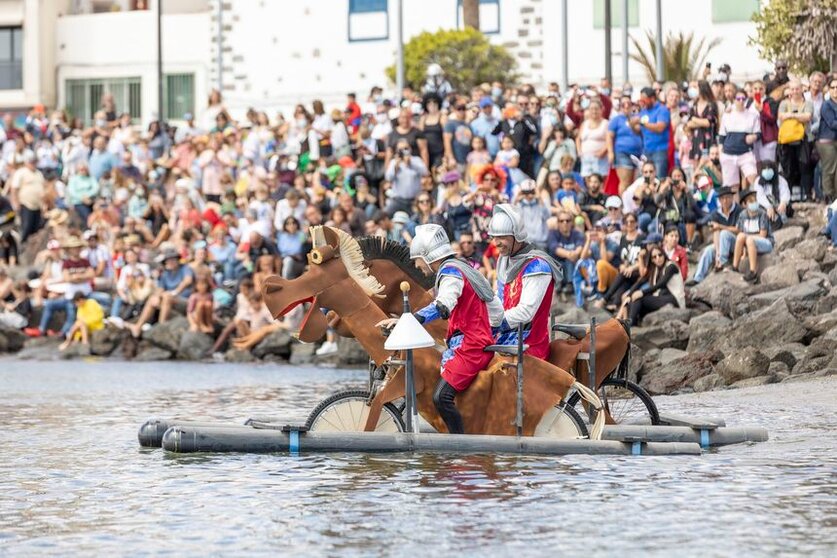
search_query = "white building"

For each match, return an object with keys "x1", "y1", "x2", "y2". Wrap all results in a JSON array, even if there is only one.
[{"x1": 3, "y1": 0, "x2": 772, "y2": 124}]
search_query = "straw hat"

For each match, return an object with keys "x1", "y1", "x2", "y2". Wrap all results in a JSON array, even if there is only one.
[
  {"x1": 62, "y1": 235, "x2": 85, "y2": 249},
  {"x1": 46, "y1": 208, "x2": 69, "y2": 227}
]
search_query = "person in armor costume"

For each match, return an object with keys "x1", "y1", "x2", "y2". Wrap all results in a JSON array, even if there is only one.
[
  {"x1": 380, "y1": 224, "x2": 502, "y2": 434},
  {"x1": 489, "y1": 204, "x2": 564, "y2": 360}
]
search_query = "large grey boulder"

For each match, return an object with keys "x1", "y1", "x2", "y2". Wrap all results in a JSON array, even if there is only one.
[
  {"x1": 176, "y1": 331, "x2": 213, "y2": 360},
  {"x1": 641, "y1": 305, "x2": 694, "y2": 326},
  {"x1": 748, "y1": 279, "x2": 827, "y2": 314},
  {"x1": 144, "y1": 317, "x2": 189, "y2": 352},
  {"x1": 715, "y1": 349, "x2": 770, "y2": 384},
  {"x1": 690, "y1": 271, "x2": 752, "y2": 318},
  {"x1": 693, "y1": 373, "x2": 725, "y2": 392},
  {"x1": 16, "y1": 337, "x2": 63, "y2": 360},
  {"x1": 791, "y1": 337, "x2": 837, "y2": 375},
  {"x1": 791, "y1": 237, "x2": 828, "y2": 262},
  {"x1": 253, "y1": 330, "x2": 293, "y2": 359},
  {"x1": 773, "y1": 225, "x2": 804, "y2": 251},
  {"x1": 631, "y1": 320, "x2": 689, "y2": 351},
  {"x1": 337, "y1": 337, "x2": 370, "y2": 366},
  {"x1": 758, "y1": 264, "x2": 800, "y2": 288},
  {"x1": 134, "y1": 346, "x2": 174, "y2": 361},
  {"x1": 289, "y1": 342, "x2": 317, "y2": 365},
  {"x1": 811, "y1": 287, "x2": 837, "y2": 315},
  {"x1": 0, "y1": 326, "x2": 27, "y2": 353},
  {"x1": 90, "y1": 327, "x2": 128, "y2": 356},
  {"x1": 686, "y1": 311, "x2": 731, "y2": 353},
  {"x1": 658, "y1": 347, "x2": 688, "y2": 366},
  {"x1": 762, "y1": 342, "x2": 807, "y2": 370},
  {"x1": 224, "y1": 348, "x2": 256, "y2": 363},
  {"x1": 640, "y1": 351, "x2": 720, "y2": 395},
  {"x1": 716, "y1": 298, "x2": 808, "y2": 356}
]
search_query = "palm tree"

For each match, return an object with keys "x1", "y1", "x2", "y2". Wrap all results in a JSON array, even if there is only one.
[{"x1": 630, "y1": 31, "x2": 722, "y2": 83}]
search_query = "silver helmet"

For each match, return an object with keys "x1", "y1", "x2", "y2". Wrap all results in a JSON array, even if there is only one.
[
  {"x1": 488, "y1": 203, "x2": 528, "y2": 241},
  {"x1": 410, "y1": 224, "x2": 454, "y2": 265}
]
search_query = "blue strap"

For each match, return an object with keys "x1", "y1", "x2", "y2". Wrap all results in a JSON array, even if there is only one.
[
  {"x1": 699, "y1": 429, "x2": 710, "y2": 449},
  {"x1": 631, "y1": 441, "x2": 642, "y2": 456},
  {"x1": 289, "y1": 430, "x2": 300, "y2": 455}
]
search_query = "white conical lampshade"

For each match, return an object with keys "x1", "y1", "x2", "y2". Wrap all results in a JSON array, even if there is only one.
[{"x1": 384, "y1": 313, "x2": 436, "y2": 350}]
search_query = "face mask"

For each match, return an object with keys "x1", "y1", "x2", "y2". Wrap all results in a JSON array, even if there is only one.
[
  {"x1": 623, "y1": 88, "x2": 633, "y2": 97},
  {"x1": 600, "y1": 88, "x2": 611, "y2": 96},
  {"x1": 374, "y1": 95, "x2": 383, "y2": 103},
  {"x1": 296, "y1": 118, "x2": 307, "y2": 127},
  {"x1": 492, "y1": 87, "x2": 502, "y2": 98},
  {"x1": 747, "y1": 201, "x2": 760, "y2": 212},
  {"x1": 95, "y1": 119, "x2": 106, "y2": 127},
  {"x1": 688, "y1": 87, "x2": 699, "y2": 99},
  {"x1": 580, "y1": 98, "x2": 591, "y2": 110},
  {"x1": 760, "y1": 168, "x2": 775, "y2": 181}
]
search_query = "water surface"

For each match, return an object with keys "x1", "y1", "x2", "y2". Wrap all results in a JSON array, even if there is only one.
[{"x1": 1, "y1": 360, "x2": 835, "y2": 557}]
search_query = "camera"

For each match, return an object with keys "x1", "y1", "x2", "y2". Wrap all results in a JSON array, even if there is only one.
[{"x1": 399, "y1": 147, "x2": 412, "y2": 159}]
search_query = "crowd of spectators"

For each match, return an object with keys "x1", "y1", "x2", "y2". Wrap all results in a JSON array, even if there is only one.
[{"x1": 1, "y1": 60, "x2": 836, "y2": 354}]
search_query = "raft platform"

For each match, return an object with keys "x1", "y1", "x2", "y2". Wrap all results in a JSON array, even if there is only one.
[{"x1": 138, "y1": 415, "x2": 767, "y2": 456}]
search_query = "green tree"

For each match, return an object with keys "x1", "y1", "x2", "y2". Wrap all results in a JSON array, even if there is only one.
[
  {"x1": 630, "y1": 31, "x2": 721, "y2": 83},
  {"x1": 385, "y1": 28, "x2": 517, "y2": 92},
  {"x1": 749, "y1": 0, "x2": 836, "y2": 75}
]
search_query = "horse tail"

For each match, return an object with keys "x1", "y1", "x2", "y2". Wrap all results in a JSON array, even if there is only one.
[
  {"x1": 615, "y1": 318, "x2": 631, "y2": 380},
  {"x1": 572, "y1": 381, "x2": 604, "y2": 441}
]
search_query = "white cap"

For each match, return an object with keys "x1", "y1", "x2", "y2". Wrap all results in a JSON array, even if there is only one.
[
  {"x1": 410, "y1": 224, "x2": 454, "y2": 265},
  {"x1": 392, "y1": 211, "x2": 411, "y2": 225},
  {"x1": 605, "y1": 195, "x2": 623, "y2": 209},
  {"x1": 427, "y1": 63, "x2": 443, "y2": 77},
  {"x1": 488, "y1": 204, "x2": 528, "y2": 241}
]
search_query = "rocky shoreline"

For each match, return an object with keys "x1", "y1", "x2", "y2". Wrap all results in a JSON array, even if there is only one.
[{"x1": 3, "y1": 202, "x2": 837, "y2": 393}]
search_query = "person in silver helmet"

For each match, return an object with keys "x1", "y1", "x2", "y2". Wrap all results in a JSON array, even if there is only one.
[
  {"x1": 378, "y1": 224, "x2": 502, "y2": 434},
  {"x1": 489, "y1": 204, "x2": 563, "y2": 360}
]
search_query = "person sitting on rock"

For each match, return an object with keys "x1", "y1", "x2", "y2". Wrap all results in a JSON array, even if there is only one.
[
  {"x1": 731, "y1": 189, "x2": 774, "y2": 283},
  {"x1": 59, "y1": 292, "x2": 104, "y2": 351},
  {"x1": 617, "y1": 246, "x2": 685, "y2": 326},
  {"x1": 687, "y1": 186, "x2": 741, "y2": 286},
  {"x1": 661, "y1": 224, "x2": 688, "y2": 280},
  {"x1": 127, "y1": 249, "x2": 194, "y2": 338},
  {"x1": 186, "y1": 275, "x2": 215, "y2": 334}
]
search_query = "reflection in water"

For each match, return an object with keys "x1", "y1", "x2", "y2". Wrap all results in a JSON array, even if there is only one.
[{"x1": 0, "y1": 360, "x2": 835, "y2": 556}]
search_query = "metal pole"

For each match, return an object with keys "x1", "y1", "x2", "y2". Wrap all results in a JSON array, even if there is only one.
[
  {"x1": 157, "y1": 0, "x2": 164, "y2": 123},
  {"x1": 401, "y1": 285, "x2": 419, "y2": 434},
  {"x1": 654, "y1": 0, "x2": 664, "y2": 81},
  {"x1": 604, "y1": 0, "x2": 612, "y2": 85},
  {"x1": 588, "y1": 317, "x2": 597, "y2": 392},
  {"x1": 561, "y1": 0, "x2": 568, "y2": 91},
  {"x1": 621, "y1": 0, "x2": 629, "y2": 84},
  {"x1": 216, "y1": 0, "x2": 223, "y2": 92},
  {"x1": 396, "y1": 0, "x2": 405, "y2": 99},
  {"x1": 515, "y1": 323, "x2": 524, "y2": 437}
]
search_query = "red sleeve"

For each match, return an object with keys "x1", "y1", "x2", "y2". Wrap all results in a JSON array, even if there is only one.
[
  {"x1": 677, "y1": 248, "x2": 688, "y2": 279},
  {"x1": 601, "y1": 95, "x2": 613, "y2": 119},
  {"x1": 565, "y1": 103, "x2": 582, "y2": 127}
]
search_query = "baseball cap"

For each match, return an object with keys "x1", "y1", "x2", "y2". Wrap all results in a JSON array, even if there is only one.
[
  {"x1": 605, "y1": 195, "x2": 622, "y2": 209},
  {"x1": 392, "y1": 211, "x2": 411, "y2": 225},
  {"x1": 717, "y1": 186, "x2": 734, "y2": 197},
  {"x1": 520, "y1": 179, "x2": 536, "y2": 193},
  {"x1": 479, "y1": 97, "x2": 493, "y2": 108}
]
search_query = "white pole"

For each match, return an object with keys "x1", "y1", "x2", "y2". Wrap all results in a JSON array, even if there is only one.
[
  {"x1": 396, "y1": 0, "x2": 405, "y2": 99},
  {"x1": 622, "y1": 0, "x2": 629, "y2": 83},
  {"x1": 217, "y1": 0, "x2": 223, "y2": 92},
  {"x1": 561, "y1": 0, "x2": 568, "y2": 91},
  {"x1": 655, "y1": 0, "x2": 664, "y2": 81}
]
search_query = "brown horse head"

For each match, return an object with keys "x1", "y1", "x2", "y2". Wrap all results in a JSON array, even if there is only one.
[{"x1": 262, "y1": 226, "x2": 387, "y2": 343}]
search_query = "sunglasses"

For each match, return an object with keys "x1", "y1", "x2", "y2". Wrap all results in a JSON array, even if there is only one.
[
  {"x1": 455, "y1": 106, "x2": 467, "y2": 111},
  {"x1": 483, "y1": 176, "x2": 497, "y2": 181},
  {"x1": 608, "y1": 207, "x2": 619, "y2": 211},
  {"x1": 557, "y1": 219, "x2": 571, "y2": 223},
  {"x1": 417, "y1": 199, "x2": 431, "y2": 204},
  {"x1": 735, "y1": 96, "x2": 747, "y2": 101},
  {"x1": 652, "y1": 253, "x2": 665, "y2": 258}
]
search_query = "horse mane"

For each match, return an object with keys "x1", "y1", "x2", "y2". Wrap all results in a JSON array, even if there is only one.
[
  {"x1": 311, "y1": 226, "x2": 385, "y2": 296},
  {"x1": 355, "y1": 236, "x2": 435, "y2": 291}
]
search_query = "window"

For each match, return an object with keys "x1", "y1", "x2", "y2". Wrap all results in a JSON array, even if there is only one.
[
  {"x1": 711, "y1": 0, "x2": 759, "y2": 23},
  {"x1": 593, "y1": 0, "x2": 638, "y2": 29},
  {"x1": 164, "y1": 74, "x2": 195, "y2": 121},
  {"x1": 457, "y1": 0, "x2": 500, "y2": 35},
  {"x1": 348, "y1": 0, "x2": 388, "y2": 42},
  {"x1": 0, "y1": 27, "x2": 23, "y2": 90},
  {"x1": 66, "y1": 77, "x2": 142, "y2": 125}
]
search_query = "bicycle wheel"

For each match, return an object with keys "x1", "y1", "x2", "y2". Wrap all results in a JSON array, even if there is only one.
[
  {"x1": 534, "y1": 401, "x2": 590, "y2": 439},
  {"x1": 305, "y1": 389, "x2": 405, "y2": 432},
  {"x1": 567, "y1": 378, "x2": 660, "y2": 425}
]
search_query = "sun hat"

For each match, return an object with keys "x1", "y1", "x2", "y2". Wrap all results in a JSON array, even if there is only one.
[{"x1": 62, "y1": 235, "x2": 85, "y2": 249}]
